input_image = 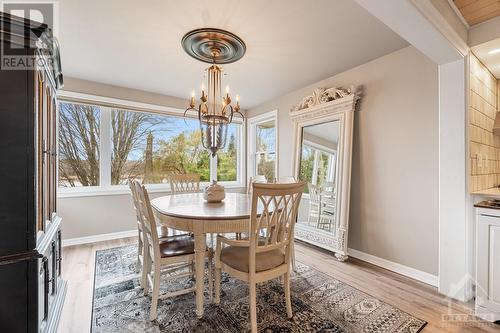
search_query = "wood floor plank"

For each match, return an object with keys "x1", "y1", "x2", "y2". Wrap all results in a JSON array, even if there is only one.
[{"x1": 58, "y1": 237, "x2": 500, "y2": 333}]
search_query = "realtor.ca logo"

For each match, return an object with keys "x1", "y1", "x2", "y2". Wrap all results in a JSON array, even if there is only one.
[{"x1": 1, "y1": 1, "x2": 58, "y2": 70}]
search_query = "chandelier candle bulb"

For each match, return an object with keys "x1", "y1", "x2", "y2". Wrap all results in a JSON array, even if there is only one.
[{"x1": 190, "y1": 91, "x2": 195, "y2": 108}]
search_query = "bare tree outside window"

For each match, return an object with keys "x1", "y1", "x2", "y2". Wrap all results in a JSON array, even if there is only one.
[
  {"x1": 110, "y1": 109, "x2": 164, "y2": 185},
  {"x1": 58, "y1": 102, "x2": 100, "y2": 187}
]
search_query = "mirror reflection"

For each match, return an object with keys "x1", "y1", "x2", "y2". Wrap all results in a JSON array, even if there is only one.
[{"x1": 297, "y1": 120, "x2": 339, "y2": 233}]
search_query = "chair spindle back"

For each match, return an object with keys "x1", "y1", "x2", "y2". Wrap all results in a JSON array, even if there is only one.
[
  {"x1": 249, "y1": 182, "x2": 305, "y2": 269},
  {"x1": 169, "y1": 173, "x2": 200, "y2": 194}
]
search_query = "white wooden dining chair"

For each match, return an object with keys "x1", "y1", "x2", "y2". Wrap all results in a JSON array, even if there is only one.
[
  {"x1": 247, "y1": 175, "x2": 267, "y2": 194},
  {"x1": 215, "y1": 181, "x2": 305, "y2": 332},
  {"x1": 133, "y1": 180, "x2": 213, "y2": 321},
  {"x1": 307, "y1": 183, "x2": 321, "y2": 226},
  {"x1": 237, "y1": 175, "x2": 268, "y2": 240},
  {"x1": 128, "y1": 180, "x2": 169, "y2": 279},
  {"x1": 169, "y1": 173, "x2": 201, "y2": 194}
]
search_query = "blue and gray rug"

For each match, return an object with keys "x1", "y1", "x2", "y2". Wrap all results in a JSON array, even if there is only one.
[{"x1": 91, "y1": 245, "x2": 426, "y2": 332}]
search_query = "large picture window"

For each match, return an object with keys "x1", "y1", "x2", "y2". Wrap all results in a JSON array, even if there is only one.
[{"x1": 58, "y1": 98, "x2": 243, "y2": 192}]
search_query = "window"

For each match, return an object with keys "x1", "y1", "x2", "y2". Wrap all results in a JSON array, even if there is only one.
[
  {"x1": 109, "y1": 108, "x2": 210, "y2": 185},
  {"x1": 58, "y1": 97, "x2": 243, "y2": 192},
  {"x1": 217, "y1": 124, "x2": 239, "y2": 182},
  {"x1": 248, "y1": 110, "x2": 277, "y2": 182},
  {"x1": 299, "y1": 142, "x2": 336, "y2": 192}
]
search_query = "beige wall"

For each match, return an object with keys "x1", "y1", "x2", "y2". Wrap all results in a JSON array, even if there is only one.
[
  {"x1": 247, "y1": 46, "x2": 439, "y2": 275},
  {"x1": 59, "y1": 191, "x2": 166, "y2": 239},
  {"x1": 469, "y1": 54, "x2": 499, "y2": 192}
]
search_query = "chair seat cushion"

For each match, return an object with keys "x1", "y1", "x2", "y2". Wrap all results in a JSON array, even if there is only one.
[
  {"x1": 220, "y1": 246, "x2": 285, "y2": 272},
  {"x1": 158, "y1": 235, "x2": 195, "y2": 258}
]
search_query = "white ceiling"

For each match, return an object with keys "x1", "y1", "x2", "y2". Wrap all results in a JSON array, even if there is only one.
[
  {"x1": 472, "y1": 38, "x2": 500, "y2": 79},
  {"x1": 58, "y1": 0, "x2": 408, "y2": 108}
]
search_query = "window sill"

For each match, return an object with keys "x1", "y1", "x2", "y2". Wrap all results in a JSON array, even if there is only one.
[{"x1": 57, "y1": 182, "x2": 246, "y2": 199}]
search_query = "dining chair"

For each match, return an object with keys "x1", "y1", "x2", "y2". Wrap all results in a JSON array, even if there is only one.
[
  {"x1": 214, "y1": 181, "x2": 305, "y2": 332},
  {"x1": 307, "y1": 183, "x2": 321, "y2": 226},
  {"x1": 169, "y1": 173, "x2": 201, "y2": 194},
  {"x1": 133, "y1": 180, "x2": 213, "y2": 321},
  {"x1": 238, "y1": 175, "x2": 269, "y2": 240},
  {"x1": 246, "y1": 175, "x2": 267, "y2": 194},
  {"x1": 318, "y1": 190, "x2": 336, "y2": 231},
  {"x1": 128, "y1": 180, "x2": 169, "y2": 279}
]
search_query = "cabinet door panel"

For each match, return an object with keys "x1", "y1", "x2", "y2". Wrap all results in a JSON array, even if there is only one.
[
  {"x1": 477, "y1": 215, "x2": 500, "y2": 312},
  {"x1": 45, "y1": 86, "x2": 52, "y2": 223},
  {"x1": 52, "y1": 96, "x2": 58, "y2": 216},
  {"x1": 36, "y1": 71, "x2": 45, "y2": 233},
  {"x1": 489, "y1": 225, "x2": 500, "y2": 305}
]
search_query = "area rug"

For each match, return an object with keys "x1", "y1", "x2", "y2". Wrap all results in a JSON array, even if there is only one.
[{"x1": 91, "y1": 245, "x2": 427, "y2": 333}]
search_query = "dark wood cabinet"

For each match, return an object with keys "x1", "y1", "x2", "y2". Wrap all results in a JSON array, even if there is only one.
[{"x1": 0, "y1": 12, "x2": 66, "y2": 333}]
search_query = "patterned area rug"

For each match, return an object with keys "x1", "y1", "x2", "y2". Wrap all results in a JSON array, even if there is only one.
[{"x1": 91, "y1": 245, "x2": 427, "y2": 333}]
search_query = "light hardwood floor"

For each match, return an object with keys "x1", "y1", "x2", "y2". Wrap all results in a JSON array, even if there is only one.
[{"x1": 58, "y1": 237, "x2": 500, "y2": 333}]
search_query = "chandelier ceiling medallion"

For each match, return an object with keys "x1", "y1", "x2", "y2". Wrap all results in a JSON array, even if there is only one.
[{"x1": 182, "y1": 28, "x2": 246, "y2": 157}]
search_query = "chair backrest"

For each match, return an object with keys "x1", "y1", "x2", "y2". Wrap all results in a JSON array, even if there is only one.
[
  {"x1": 169, "y1": 173, "x2": 200, "y2": 194},
  {"x1": 128, "y1": 179, "x2": 143, "y2": 229},
  {"x1": 133, "y1": 180, "x2": 161, "y2": 261},
  {"x1": 249, "y1": 182, "x2": 305, "y2": 271},
  {"x1": 247, "y1": 175, "x2": 267, "y2": 194},
  {"x1": 308, "y1": 183, "x2": 321, "y2": 205}
]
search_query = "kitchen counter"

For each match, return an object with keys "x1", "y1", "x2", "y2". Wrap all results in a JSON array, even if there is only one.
[{"x1": 472, "y1": 187, "x2": 500, "y2": 198}]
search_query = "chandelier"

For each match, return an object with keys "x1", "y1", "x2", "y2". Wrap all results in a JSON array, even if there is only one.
[{"x1": 182, "y1": 28, "x2": 246, "y2": 157}]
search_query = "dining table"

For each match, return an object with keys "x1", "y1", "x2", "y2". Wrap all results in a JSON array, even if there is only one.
[{"x1": 150, "y1": 192, "x2": 254, "y2": 318}]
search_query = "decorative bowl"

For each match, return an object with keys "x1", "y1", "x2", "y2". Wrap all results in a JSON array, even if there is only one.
[{"x1": 203, "y1": 180, "x2": 225, "y2": 203}]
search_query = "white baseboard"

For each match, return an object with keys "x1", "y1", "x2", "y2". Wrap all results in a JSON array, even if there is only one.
[
  {"x1": 348, "y1": 248, "x2": 439, "y2": 287},
  {"x1": 62, "y1": 229, "x2": 137, "y2": 247}
]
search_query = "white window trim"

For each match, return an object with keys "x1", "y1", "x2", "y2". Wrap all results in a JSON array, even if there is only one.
[
  {"x1": 301, "y1": 140, "x2": 336, "y2": 187},
  {"x1": 57, "y1": 91, "x2": 245, "y2": 197},
  {"x1": 246, "y1": 109, "x2": 278, "y2": 182}
]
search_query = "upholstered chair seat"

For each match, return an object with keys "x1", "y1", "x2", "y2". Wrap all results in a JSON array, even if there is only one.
[
  {"x1": 220, "y1": 246, "x2": 285, "y2": 273},
  {"x1": 158, "y1": 235, "x2": 195, "y2": 258}
]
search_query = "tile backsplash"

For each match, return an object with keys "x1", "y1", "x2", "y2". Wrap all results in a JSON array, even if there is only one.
[{"x1": 469, "y1": 54, "x2": 499, "y2": 192}]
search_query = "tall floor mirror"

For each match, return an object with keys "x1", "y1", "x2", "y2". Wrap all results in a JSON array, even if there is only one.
[{"x1": 291, "y1": 87, "x2": 359, "y2": 261}]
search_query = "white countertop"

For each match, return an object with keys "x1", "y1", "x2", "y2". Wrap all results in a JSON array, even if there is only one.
[{"x1": 472, "y1": 187, "x2": 500, "y2": 198}]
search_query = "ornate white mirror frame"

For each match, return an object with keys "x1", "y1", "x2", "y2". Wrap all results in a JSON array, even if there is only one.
[{"x1": 290, "y1": 86, "x2": 359, "y2": 261}]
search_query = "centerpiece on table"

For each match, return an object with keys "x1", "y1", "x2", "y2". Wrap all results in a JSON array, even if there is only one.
[{"x1": 203, "y1": 180, "x2": 225, "y2": 203}]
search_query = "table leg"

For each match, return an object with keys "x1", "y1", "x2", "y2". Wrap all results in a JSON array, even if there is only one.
[{"x1": 194, "y1": 231, "x2": 206, "y2": 318}]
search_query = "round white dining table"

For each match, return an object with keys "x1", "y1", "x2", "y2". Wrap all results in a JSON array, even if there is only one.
[{"x1": 150, "y1": 192, "x2": 253, "y2": 318}]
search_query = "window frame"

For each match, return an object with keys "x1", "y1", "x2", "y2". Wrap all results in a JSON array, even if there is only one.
[
  {"x1": 246, "y1": 110, "x2": 278, "y2": 183},
  {"x1": 300, "y1": 140, "x2": 336, "y2": 198},
  {"x1": 57, "y1": 91, "x2": 245, "y2": 197}
]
